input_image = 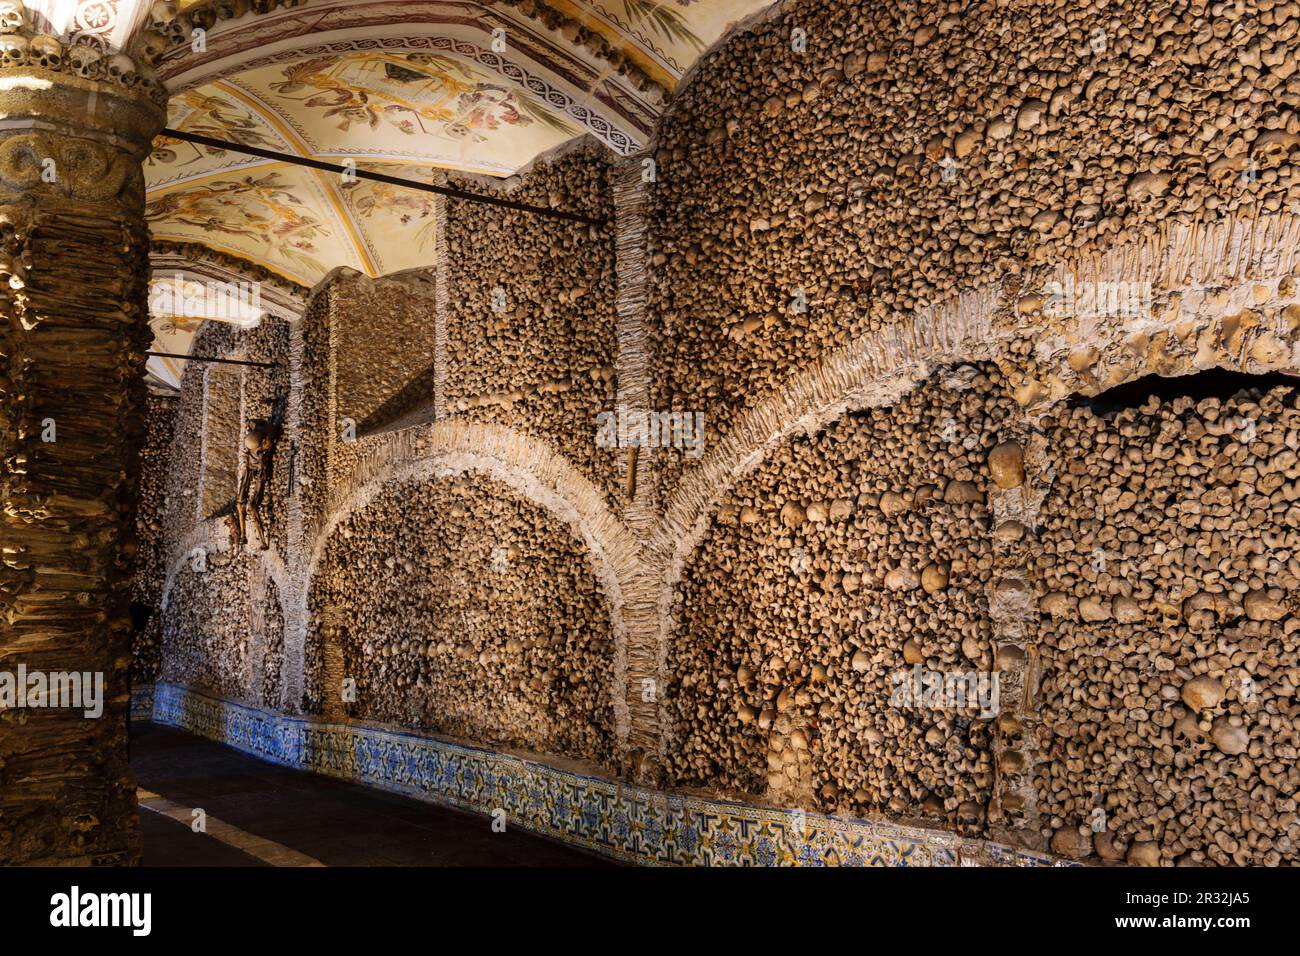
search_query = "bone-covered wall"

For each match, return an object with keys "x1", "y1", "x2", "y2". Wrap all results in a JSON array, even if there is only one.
[
  {"x1": 666, "y1": 367, "x2": 1014, "y2": 832},
  {"x1": 1033, "y1": 382, "x2": 1300, "y2": 866},
  {"x1": 309, "y1": 473, "x2": 616, "y2": 765},
  {"x1": 647, "y1": 0, "x2": 1300, "y2": 491},
  {"x1": 333, "y1": 272, "x2": 439, "y2": 434},
  {"x1": 444, "y1": 143, "x2": 621, "y2": 504},
  {"x1": 132, "y1": 395, "x2": 178, "y2": 686},
  {"x1": 140, "y1": 0, "x2": 1300, "y2": 867}
]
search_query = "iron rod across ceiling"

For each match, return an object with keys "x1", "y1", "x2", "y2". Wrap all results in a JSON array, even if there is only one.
[
  {"x1": 148, "y1": 351, "x2": 280, "y2": 369},
  {"x1": 160, "y1": 128, "x2": 609, "y2": 227}
]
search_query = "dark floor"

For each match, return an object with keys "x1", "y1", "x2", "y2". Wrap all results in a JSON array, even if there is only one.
[{"x1": 131, "y1": 722, "x2": 611, "y2": 866}]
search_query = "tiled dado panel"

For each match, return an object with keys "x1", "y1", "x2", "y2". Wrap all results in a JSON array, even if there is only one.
[
  {"x1": 142, "y1": 683, "x2": 1063, "y2": 868},
  {"x1": 130, "y1": 684, "x2": 155, "y2": 722}
]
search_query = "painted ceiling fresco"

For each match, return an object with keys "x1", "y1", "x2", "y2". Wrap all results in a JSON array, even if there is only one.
[
  {"x1": 552, "y1": 0, "x2": 773, "y2": 81},
  {"x1": 146, "y1": 51, "x2": 578, "y2": 286},
  {"x1": 145, "y1": 274, "x2": 265, "y2": 389},
  {"x1": 146, "y1": 1, "x2": 777, "y2": 381}
]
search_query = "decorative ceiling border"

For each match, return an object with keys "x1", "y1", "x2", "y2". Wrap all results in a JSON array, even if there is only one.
[
  {"x1": 160, "y1": 0, "x2": 667, "y2": 99},
  {"x1": 150, "y1": 238, "x2": 312, "y2": 311},
  {"x1": 153, "y1": 1, "x2": 654, "y2": 149}
]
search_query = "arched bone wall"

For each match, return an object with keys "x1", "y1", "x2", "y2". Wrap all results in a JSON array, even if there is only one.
[
  {"x1": 155, "y1": 312, "x2": 293, "y2": 707},
  {"x1": 299, "y1": 419, "x2": 643, "y2": 743},
  {"x1": 646, "y1": 0, "x2": 1300, "y2": 494},
  {"x1": 143, "y1": 0, "x2": 1300, "y2": 866},
  {"x1": 665, "y1": 365, "x2": 1017, "y2": 833},
  {"x1": 308, "y1": 470, "x2": 618, "y2": 766}
]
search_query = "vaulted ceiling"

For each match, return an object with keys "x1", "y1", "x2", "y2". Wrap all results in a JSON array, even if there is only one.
[{"x1": 139, "y1": 0, "x2": 774, "y2": 388}]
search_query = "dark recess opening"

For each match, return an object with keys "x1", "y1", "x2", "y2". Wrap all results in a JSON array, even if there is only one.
[{"x1": 1071, "y1": 368, "x2": 1300, "y2": 417}]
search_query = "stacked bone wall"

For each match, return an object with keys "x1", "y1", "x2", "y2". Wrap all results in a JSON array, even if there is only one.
[
  {"x1": 262, "y1": 577, "x2": 285, "y2": 710},
  {"x1": 444, "y1": 142, "x2": 620, "y2": 502},
  {"x1": 647, "y1": 0, "x2": 1300, "y2": 494},
  {"x1": 1033, "y1": 381, "x2": 1300, "y2": 865},
  {"x1": 157, "y1": 316, "x2": 290, "y2": 704},
  {"x1": 161, "y1": 323, "x2": 224, "y2": 550},
  {"x1": 160, "y1": 550, "x2": 257, "y2": 701},
  {"x1": 310, "y1": 473, "x2": 615, "y2": 766},
  {"x1": 297, "y1": 292, "x2": 334, "y2": 714},
  {"x1": 666, "y1": 367, "x2": 1015, "y2": 832},
  {"x1": 333, "y1": 273, "x2": 439, "y2": 433},
  {"x1": 132, "y1": 394, "x2": 177, "y2": 685}
]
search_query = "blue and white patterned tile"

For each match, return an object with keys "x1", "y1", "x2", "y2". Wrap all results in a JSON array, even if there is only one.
[{"x1": 151, "y1": 684, "x2": 1062, "y2": 868}]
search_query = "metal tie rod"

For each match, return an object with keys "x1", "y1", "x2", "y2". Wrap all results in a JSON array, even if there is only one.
[
  {"x1": 147, "y1": 351, "x2": 280, "y2": 369},
  {"x1": 160, "y1": 128, "x2": 608, "y2": 227}
]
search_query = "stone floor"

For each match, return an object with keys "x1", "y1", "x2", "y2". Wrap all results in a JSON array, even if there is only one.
[{"x1": 131, "y1": 722, "x2": 612, "y2": 866}]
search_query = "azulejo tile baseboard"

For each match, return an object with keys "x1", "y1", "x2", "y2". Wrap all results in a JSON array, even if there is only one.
[
  {"x1": 141, "y1": 683, "x2": 1066, "y2": 867},
  {"x1": 129, "y1": 683, "x2": 155, "y2": 722}
]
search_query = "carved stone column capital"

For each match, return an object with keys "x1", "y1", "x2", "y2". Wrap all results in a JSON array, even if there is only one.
[{"x1": 0, "y1": 62, "x2": 165, "y2": 208}]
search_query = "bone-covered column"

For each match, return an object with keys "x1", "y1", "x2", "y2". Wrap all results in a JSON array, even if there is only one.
[{"x1": 0, "y1": 33, "x2": 164, "y2": 864}]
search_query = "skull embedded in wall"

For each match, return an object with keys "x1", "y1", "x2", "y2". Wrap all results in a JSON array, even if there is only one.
[
  {"x1": 133, "y1": 29, "x2": 166, "y2": 65},
  {"x1": 150, "y1": 0, "x2": 179, "y2": 23},
  {"x1": 28, "y1": 34, "x2": 62, "y2": 71},
  {"x1": 0, "y1": 1, "x2": 25, "y2": 34},
  {"x1": 67, "y1": 44, "x2": 102, "y2": 80},
  {"x1": 106, "y1": 53, "x2": 137, "y2": 86},
  {"x1": 214, "y1": 0, "x2": 250, "y2": 20},
  {"x1": 0, "y1": 249, "x2": 25, "y2": 288},
  {"x1": 0, "y1": 33, "x2": 27, "y2": 68}
]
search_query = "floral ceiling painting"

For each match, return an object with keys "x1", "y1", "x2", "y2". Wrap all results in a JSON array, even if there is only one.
[
  {"x1": 146, "y1": 0, "x2": 779, "y2": 385},
  {"x1": 236, "y1": 51, "x2": 577, "y2": 171},
  {"x1": 146, "y1": 50, "x2": 580, "y2": 287}
]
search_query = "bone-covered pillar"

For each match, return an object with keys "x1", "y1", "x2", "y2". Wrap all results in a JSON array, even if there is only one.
[{"x1": 0, "y1": 22, "x2": 164, "y2": 864}]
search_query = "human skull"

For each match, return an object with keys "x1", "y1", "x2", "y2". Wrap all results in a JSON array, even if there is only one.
[
  {"x1": 0, "y1": 33, "x2": 27, "y2": 68},
  {"x1": 0, "y1": 1, "x2": 25, "y2": 35},
  {"x1": 29, "y1": 34, "x2": 62, "y2": 71},
  {"x1": 133, "y1": 28, "x2": 166, "y2": 65},
  {"x1": 150, "y1": 0, "x2": 179, "y2": 23},
  {"x1": 0, "y1": 250, "x2": 25, "y2": 290},
  {"x1": 215, "y1": 0, "x2": 250, "y2": 20},
  {"x1": 67, "y1": 44, "x2": 102, "y2": 80},
  {"x1": 106, "y1": 52, "x2": 137, "y2": 86}
]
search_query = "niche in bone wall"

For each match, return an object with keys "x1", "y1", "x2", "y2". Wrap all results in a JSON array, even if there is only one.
[
  {"x1": 162, "y1": 545, "x2": 258, "y2": 703},
  {"x1": 1032, "y1": 373, "x2": 1300, "y2": 866},
  {"x1": 444, "y1": 143, "x2": 620, "y2": 504},
  {"x1": 666, "y1": 366, "x2": 1019, "y2": 833},
  {"x1": 202, "y1": 361, "x2": 241, "y2": 518},
  {"x1": 133, "y1": 394, "x2": 179, "y2": 685},
  {"x1": 646, "y1": 0, "x2": 1300, "y2": 500},
  {"x1": 308, "y1": 472, "x2": 616, "y2": 766}
]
